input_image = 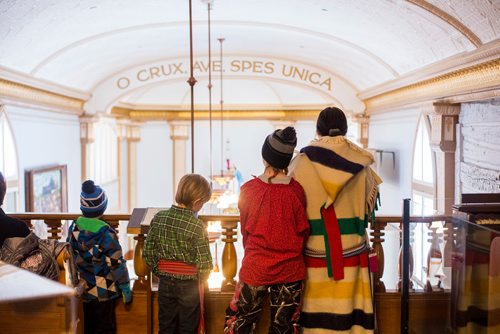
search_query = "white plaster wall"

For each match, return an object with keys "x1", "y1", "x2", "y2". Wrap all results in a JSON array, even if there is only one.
[
  {"x1": 368, "y1": 108, "x2": 421, "y2": 290},
  {"x1": 136, "y1": 119, "x2": 318, "y2": 209},
  {"x1": 4, "y1": 105, "x2": 81, "y2": 212},
  {"x1": 136, "y1": 121, "x2": 173, "y2": 208},
  {"x1": 190, "y1": 120, "x2": 318, "y2": 186},
  {"x1": 369, "y1": 108, "x2": 421, "y2": 215}
]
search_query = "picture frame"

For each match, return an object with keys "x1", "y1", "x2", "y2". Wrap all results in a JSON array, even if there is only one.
[{"x1": 25, "y1": 164, "x2": 68, "y2": 212}]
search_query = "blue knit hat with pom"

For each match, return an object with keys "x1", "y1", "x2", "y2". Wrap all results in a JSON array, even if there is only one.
[
  {"x1": 261, "y1": 126, "x2": 297, "y2": 169},
  {"x1": 80, "y1": 180, "x2": 108, "y2": 218}
]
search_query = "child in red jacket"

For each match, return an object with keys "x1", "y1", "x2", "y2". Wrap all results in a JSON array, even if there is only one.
[{"x1": 224, "y1": 126, "x2": 310, "y2": 334}]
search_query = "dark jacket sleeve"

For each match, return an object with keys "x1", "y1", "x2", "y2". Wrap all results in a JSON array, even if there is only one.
[{"x1": 100, "y1": 227, "x2": 130, "y2": 286}]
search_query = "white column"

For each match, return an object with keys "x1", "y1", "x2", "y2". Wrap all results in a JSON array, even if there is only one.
[
  {"x1": 79, "y1": 116, "x2": 97, "y2": 181},
  {"x1": 169, "y1": 121, "x2": 190, "y2": 199},
  {"x1": 352, "y1": 114, "x2": 370, "y2": 148},
  {"x1": 126, "y1": 123, "x2": 141, "y2": 211}
]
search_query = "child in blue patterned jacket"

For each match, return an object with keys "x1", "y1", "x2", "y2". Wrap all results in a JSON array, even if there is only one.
[{"x1": 68, "y1": 180, "x2": 131, "y2": 334}]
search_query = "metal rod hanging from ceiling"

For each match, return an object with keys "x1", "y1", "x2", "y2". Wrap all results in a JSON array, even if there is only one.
[
  {"x1": 207, "y1": 1, "x2": 213, "y2": 182},
  {"x1": 187, "y1": 0, "x2": 197, "y2": 173},
  {"x1": 218, "y1": 37, "x2": 225, "y2": 176}
]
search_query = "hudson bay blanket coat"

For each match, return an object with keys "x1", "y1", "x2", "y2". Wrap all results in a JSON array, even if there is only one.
[{"x1": 289, "y1": 135, "x2": 381, "y2": 333}]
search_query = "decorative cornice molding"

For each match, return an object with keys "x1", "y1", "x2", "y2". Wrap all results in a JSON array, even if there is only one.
[
  {"x1": 359, "y1": 40, "x2": 500, "y2": 100},
  {"x1": 111, "y1": 106, "x2": 321, "y2": 121},
  {"x1": 0, "y1": 66, "x2": 90, "y2": 100},
  {"x1": 114, "y1": 101, "x2": 328, "y2": 112},
  {"x1": 364, "y1": 58, "x2": 500, "y2": 115},
  {"x1": 407, "y1": 0, "x2": 482, "y2": 47},
  {"x1": 436, "y1": 88, "x2": 500, "y2": 104},
  {"x1": 0, "y1": 78, "x2": 85, "y2": 114}
]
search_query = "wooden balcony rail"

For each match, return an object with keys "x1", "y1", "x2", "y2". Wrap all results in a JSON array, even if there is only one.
[
  {"x1": 11, "y1": 213, "x2": 128, "y2": 238},
  {"x1": 8, "y1": 212, "x2": 461, "y2": 334},
  {"x1": 10, "y1": 212, "x2": 455, "y2": 293},
  {"x1": 371, "y1": 215, "x2": 450, "y2": 293}
]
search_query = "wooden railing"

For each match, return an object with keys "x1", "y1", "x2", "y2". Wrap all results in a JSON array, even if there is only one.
[
  {"x1": 8, "y1": 212, "x2": 456, "y2": 333},
  {"x1": 369, "y1": 215, "x2": 450, "y2": 292},
  {"x1": 11, "y1": 213, "x2": 128, "y2": 238}
]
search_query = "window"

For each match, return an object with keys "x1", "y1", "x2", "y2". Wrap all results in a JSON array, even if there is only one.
[
  {"x1": 411, "y1": 115, "x2": 438, "y2": 289},
  {"x1": 0, "y1": 107, "x2": 19, "y2": 211},
  {"x1": 412, "y1": 115, "x2": 435, "y2": 215}
]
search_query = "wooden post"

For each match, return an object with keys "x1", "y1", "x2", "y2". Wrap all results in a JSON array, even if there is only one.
[
  {"x1": 370, "y1": 220, "x2": 387, "y2": 292},
  {"x1": 45, "y1": 219, "x2": 63, "y2": 240},
  {"x1": 428, "y1": 103, "x2": 460, "y2": 215},
  {"x1": 221, "y1": 220, "x2": 238, "y2": 292},
  {"x1": 133, "y1": 234, "x2": 149, "y2": 292},
  {"x1": 397, "y1": 222, "x2": 414, "y2": 292}
]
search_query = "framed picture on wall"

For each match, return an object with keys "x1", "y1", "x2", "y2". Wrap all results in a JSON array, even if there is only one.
[{"x1": 25, "y1": 165, "x2": 68, "y2": 212}]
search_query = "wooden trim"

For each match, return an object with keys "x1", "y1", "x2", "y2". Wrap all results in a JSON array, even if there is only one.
[{"x1": 461, "y1": 193, "x2": 500, "y2": 204}]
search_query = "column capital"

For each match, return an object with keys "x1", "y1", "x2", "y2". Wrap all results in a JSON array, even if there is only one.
[
  {"x1": 431, "y1": 102, "x2": 461, "y2": 116},
  {"x1": 352, "y1": 114, "x2": 370, "y2": 123},
  {"x1": 352, "y1": 114, "x2": 370, "y2": 148},
  {"x1": 116, "y1": 120, "x2": 142, "y2": 142},
  {"x1": 79, "y1": 116, "x2": 98, "y2": 144},
  {"x1": 169, "y1": 120, "x2": 190, "y2": 140},
  {"x1": 428, "y1": 103, "x2": 460, "y2": 153}
]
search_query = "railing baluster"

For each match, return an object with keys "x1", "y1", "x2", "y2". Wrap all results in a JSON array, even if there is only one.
[
  {"x1": 424, "y1": 222, "x2": 444, "y2": 292},
  {"x1": 370, "y1": 220, "x2": 387, "y2": 292},
  {"x1": 220, "y1": 220, "x2": 238, "y2": 292},
  {"x1": 45, "y1": 219, "x2": 62, "y2": 240},
  {"x1": 133, "y1": 234, "x2": 149, "y2": 292},
  {"x1": 444, "y1": 219, "x2": 454, "y2": 261},
  {"x1": 398, "y1": 222, "x2": 414, "y2": 292}
]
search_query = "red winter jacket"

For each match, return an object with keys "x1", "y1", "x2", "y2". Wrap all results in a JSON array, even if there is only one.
[{"x1": 238, "y1": 177, "x2": 310, "y2": 286}]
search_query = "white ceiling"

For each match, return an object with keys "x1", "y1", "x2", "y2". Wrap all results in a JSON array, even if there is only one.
[{"x1": 0, "y1": 0, "x2": 499, "y2": 113}]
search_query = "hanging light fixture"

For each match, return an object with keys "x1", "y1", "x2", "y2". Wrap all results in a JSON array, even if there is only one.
[
  {"x1": 198, "y1": 3, "x2": 238, "y2": 215},
  {"x1": 211, "y1": 37, "x2": 236, "y2": 187},
  {"x1": 187, "y1": 0, "x2": 197, "y2": 173},
  {"x1": 205, "y1": 0, "x2": 214, "y2": 183}
]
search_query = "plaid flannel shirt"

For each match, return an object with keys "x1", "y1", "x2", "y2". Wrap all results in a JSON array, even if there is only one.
[{"x1": 143, "y1": 205, "x2": 213, "y2": 280}]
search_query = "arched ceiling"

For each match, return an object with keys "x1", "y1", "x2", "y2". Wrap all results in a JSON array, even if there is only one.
[{"x1": 0, "y1": 0, "x2": 498, "y2": 114}]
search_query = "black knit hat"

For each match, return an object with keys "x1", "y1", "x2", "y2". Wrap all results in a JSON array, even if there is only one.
[
  {"x1": 261, "y1": 126, "x2": 297, "y2": 169},
  {"x1": 316, "y1": 107, "x2": 348, "y2": 137}
]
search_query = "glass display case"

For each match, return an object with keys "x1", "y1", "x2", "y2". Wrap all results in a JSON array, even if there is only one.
[{"x1": 449, "y1": 218, "x2": 500, "y2": 333}]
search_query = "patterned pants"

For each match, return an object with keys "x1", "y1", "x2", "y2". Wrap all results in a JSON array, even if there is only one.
[{"x1": 224, "y1": 280, "x2": 303, "y2": 334}]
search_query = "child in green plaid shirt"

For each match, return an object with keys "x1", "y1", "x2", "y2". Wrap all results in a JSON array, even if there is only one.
[{"x1": 144, "y1": 174, "x2": 212, "y2": 334}]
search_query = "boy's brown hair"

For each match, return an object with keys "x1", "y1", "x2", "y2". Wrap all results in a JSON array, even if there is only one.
[{"x1": 175, "y1": 174, "x2": 212, "y2": 208}]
